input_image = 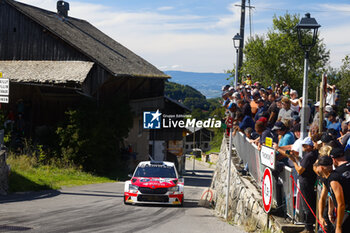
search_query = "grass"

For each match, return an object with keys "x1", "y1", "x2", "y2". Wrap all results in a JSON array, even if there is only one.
[
  {"x1": 7, "y1": 154, "x2": 115, "y2": 193},
  {"x1": 205, "y1": 144, "x2": 221, "y2": 154}
]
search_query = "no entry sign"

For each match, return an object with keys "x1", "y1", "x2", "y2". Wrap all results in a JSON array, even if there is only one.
[{"x1": 262, "y1": 167, "x2": 273, "y2": 213}]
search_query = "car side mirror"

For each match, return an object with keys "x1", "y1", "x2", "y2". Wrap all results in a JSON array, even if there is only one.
[{"x1": 128, "y1": 174, "x2": 133, "y2": 178}]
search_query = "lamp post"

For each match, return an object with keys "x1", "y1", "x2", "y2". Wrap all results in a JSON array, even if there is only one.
[
  {"x1": 296, "y1": 13, "x2": 320, "y2": 139},
  {"x1": 232, "y1": 33, "x2": 242, "y2": 89}
]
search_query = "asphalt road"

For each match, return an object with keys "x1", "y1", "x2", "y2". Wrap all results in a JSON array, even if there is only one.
[{"x1": 0, "y1": 161, "x2": 246, "y2": 233}]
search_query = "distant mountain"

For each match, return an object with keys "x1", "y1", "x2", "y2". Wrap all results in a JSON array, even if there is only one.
[{"x1": 164, "y1": 71, "x2": 231, "y2": 99}]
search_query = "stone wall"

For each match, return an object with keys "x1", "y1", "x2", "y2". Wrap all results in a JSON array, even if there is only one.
[
  {"x1": 0, "y1": 150, "x2": 9, "y2": 195},
  {"x1": 210, "y1": 137, "x2": 279, "y2": 232}
]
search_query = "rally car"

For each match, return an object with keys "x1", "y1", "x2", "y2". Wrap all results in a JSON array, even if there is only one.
[{"x1": 124, "y1": 161, "x2": 184, "y2": 206}]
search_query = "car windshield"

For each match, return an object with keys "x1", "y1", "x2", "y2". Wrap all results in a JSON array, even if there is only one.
[{"x1": 134, "y1": 164, "x2": 177, "y2": 178}]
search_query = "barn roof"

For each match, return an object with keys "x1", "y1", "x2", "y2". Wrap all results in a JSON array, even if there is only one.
[
  {"x1": 6, "y1": 0, "x2": 170, "y2": 79},
  {"x1": 0, "y1": 60, "x2": 94, "y2": 84}
]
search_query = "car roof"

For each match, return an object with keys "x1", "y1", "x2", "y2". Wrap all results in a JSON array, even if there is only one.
[{"x1": 137, "y1": 161, "x2": 175, "y2": 167}]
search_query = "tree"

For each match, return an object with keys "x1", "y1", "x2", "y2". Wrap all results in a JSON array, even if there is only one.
[
  {"x1": 335, "y1": 56, "x2": 350, "y2": 113},
  {"x1": 230, "y1": 13, "x2": 329, "y2": 99}
]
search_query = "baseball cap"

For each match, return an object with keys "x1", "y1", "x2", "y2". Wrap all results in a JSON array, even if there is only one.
[
  {"x1": 257, "y1": 117, "x2": 267, "y2": 123},
  {"x1": 314, "y1": 101, "x2": 320, "y2": 107},
  {"x1": 321, "y1": 133, "x2": 332, "y2": 143},
  {"x1": 267, "y1": 86, "x2": 272, "y2": 90},
  {"x1": 325, "y1": 105, "x2": 333, "y2": 112},
  {"x1": 222, "y1": 85, "x2": 230, "y2": 91},
  {"x1": 301, "y1": 137, "x2": 314, "y2": 146},
  {"x1": 315, "y1": 156, "x2": 333, "y2": 166},
  {"x1": 252, "y1": 92, "x2": 260, "y2": 98},
  {"x1": 228, "y1": 102, "x2": 237, "y2": 110},
  {"x1": 290, "y1": 89, "x2": 298, "y2": 95},
  {"x1": 347, "y1": 98, "x2": 350, "y2": 102},
  {"x1": 232, "y1": 92, "x2": 240, "y2": 98},
  {"x1": 330, "y1": 147, "x2": 344, "y2": 159},
  {"x1": 272, "y1": 121, "x2": 286, "y2": 131}
]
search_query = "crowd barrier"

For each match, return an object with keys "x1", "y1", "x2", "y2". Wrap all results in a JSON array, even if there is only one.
[{"x1": 231, "y1": 132, "x2": 298, "y2": 221}]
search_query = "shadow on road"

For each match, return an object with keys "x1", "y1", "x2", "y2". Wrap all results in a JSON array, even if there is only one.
[
  {"x1": 60, "y1": 191, "x2": 123, "y2": 198},
  {"x1": 0, "y1": 190, "x2": 61, "y2": 204},
  {"x1": 0, "y1": 190, "x2": 124, "y2": 204},
  {"x1": 0, "y1": 225, "x2": 32, "y2": 232}
]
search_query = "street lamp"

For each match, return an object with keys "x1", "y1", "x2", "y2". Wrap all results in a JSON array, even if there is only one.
[
  {"x1": 296, "y1": 13, "x2": 320, "y2": 139},
  {"x1": 232, "y1": 33, "x2": 242, "y2": 89}
]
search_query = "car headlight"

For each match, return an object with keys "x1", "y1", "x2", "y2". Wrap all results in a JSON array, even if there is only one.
[
  {"x1": 168, "y1": 186, "x2": 179, "y2": 192},
  {"x1": 129, "y1": 184, "x2": 138, "y2": 191}
]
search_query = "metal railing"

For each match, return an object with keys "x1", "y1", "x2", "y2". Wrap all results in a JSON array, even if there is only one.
[{"x1": 230, "y1": 132, "x2": 295, "y2": 220}]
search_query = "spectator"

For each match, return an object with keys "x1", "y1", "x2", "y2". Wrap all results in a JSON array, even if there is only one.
[
  {"x1": 326, "y1": 84, "x2": 336, "y2": 106},
  {"x1": 255, "y1": 120, "x2": 277, "y2": 150},
  {"x1": 267, "y1": 86, "x2": 273, "y2": 95},
  {"x1": 267, "y1": 94, "x2": 280, "y2": 127},
  {"x1": 225, "y1": 102, "x2": 238, "y2": 136},
  {"x1": 221, "y1": 84, "x2": 230, "y2": 92},
  {"x1": 250, "y1": 92, "x2": 260, "y2": 117},
  {"x1": 254, "y1": 98, "x2": 267, "y2": 122},
  {"x1": 290, "y1": 89, "x2": 300, "y2": 113},
  {"x1": 232, "y1": 92, "x2": 241, "y2": 104},
  {"x1": 278, "y1": 97, "x2": 293, "y2": 122},
  {"x1": 237, "y1": 99, "x2": 252, "y2": 117},
  {"x1": 233, "y1": 111, "x2": 255, "y2": 135},
  {"x1": 244, "y1": 127, "x2": 259, "y2": 140},
  {"x1": 313, "y1": 101, "x2": 320, "y2": 124},
  {"x1": 289, "y1": 137, "x2": 318, "y2": 233},
  {"x1": 339, "y1": 119, "x2": 350, "y2": 147},
  {"x1": 315, "y1": 148, "x2": 350, "y2": 232},
  {"x1": 291, "y1": 123, "x2": 303, "y2": 158},
  {"x1": 272, "y1": 121, "x2": 295, "y2": 165},
  {"x1": 326, "y1": 111, "x2": 342, "y2": 138}
]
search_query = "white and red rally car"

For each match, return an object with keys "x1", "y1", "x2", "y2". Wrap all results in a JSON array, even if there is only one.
[{"x1": 124, "y1": 161, "x2": 184, "y2": 206}]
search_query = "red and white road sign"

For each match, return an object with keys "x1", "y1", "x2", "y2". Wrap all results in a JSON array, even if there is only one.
[{"x1": 262, "y1": 167, "x2": 273, "y2": 213}]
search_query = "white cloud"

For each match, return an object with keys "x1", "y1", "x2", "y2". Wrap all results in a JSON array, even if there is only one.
[
  {"x1": 157, "y1": 6, "x2": 174, "y2": 11},
  {"x1": 19, "y1": 0, "x2": 350, "y2": 72},
  {"x1": 16, "y1": 0, "x2": 240, "y2": 72}
]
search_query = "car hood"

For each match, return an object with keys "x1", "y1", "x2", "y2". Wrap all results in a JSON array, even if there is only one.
[{"x1": 131, "y1": 177, "x2": 178, "y2": 188}]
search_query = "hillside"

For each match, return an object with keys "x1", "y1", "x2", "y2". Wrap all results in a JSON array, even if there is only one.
[
  {"x1": 164, "y1": 71, "x2": 231, "y2": 98},
  {"x1": 165, "y1": 81, "x2": 210, "y2": 110}
]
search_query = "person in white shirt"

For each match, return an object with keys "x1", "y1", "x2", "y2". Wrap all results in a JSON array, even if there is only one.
[
  {"x1": 326, "y1": 84, "x2": 336, "y2": 106},
  {"x1": 290, "y1": 89, "x2": 300, "y2": 113}
]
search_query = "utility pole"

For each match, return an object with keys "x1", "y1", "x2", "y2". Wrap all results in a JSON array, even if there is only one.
[{"x1": 238, "y1": 0, "x2": 246, "y2": 80}]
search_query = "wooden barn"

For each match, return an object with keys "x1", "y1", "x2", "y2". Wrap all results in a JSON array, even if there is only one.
[{"x1": 0, "y1": 0, "x2": 169, "y2": 160}]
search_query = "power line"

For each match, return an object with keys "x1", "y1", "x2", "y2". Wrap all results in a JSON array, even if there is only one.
[{"x1": 252, "y1": 6, "x2": 350, "y2": 14}]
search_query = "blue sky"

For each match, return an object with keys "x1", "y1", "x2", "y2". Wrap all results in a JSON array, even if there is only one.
[{"x1": 17, "y1": 0, "x2": 350, "y2": 73}]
